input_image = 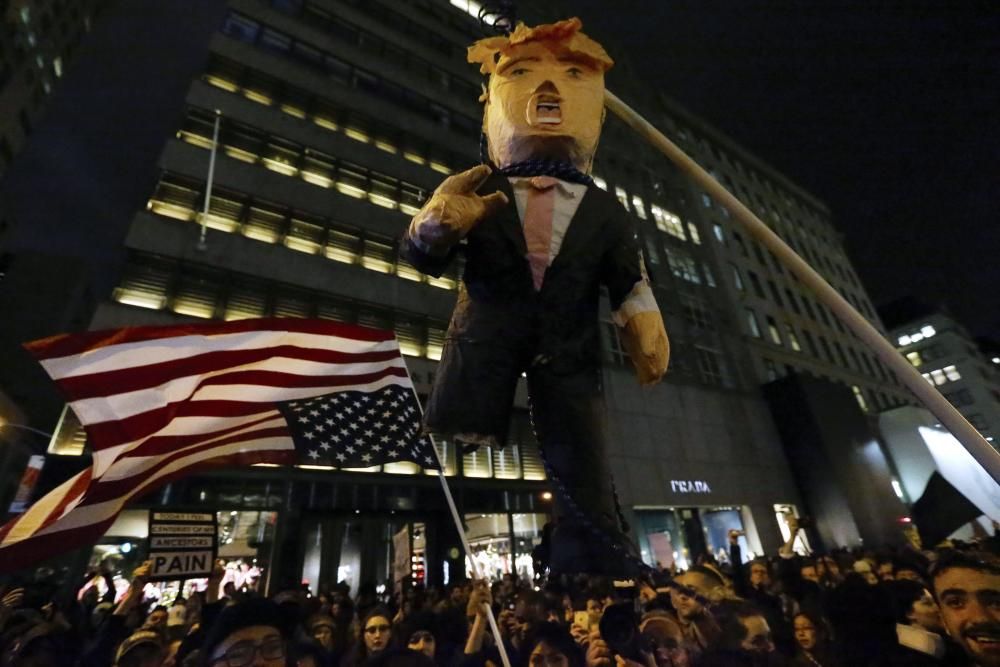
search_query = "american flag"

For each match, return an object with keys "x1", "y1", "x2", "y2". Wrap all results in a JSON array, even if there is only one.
[
  {"x1": 278, "y1": 386, "x2": 438, "y2": 469},
  {"x1": 0, "y1": 318, "x2": 437, "y2": 574}
]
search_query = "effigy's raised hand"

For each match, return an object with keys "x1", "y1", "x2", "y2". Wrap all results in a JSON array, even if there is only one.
[
  {"x1": 409, "y1": 164, "x2": 509, "y2": 252},
  {"x1": 621, "y1": 310, "x2": 669, "y2": 385}
]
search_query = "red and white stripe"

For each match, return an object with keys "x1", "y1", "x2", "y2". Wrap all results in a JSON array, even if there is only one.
[{"x1": 0, "y1": 318, "x2": 411, "y2": 573}]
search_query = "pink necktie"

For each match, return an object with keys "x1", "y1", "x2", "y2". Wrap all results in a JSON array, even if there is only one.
[{"x1": 523, "y1": 176, "x2": 559, "y2": 290}]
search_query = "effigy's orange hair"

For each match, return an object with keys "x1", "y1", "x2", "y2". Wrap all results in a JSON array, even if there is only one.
[{"x1": 467, "y1": 18, "x2": 614, "y2": 77}]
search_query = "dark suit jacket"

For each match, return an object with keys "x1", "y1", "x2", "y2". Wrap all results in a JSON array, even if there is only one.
[{"x1": 399, "y1": 172, "x2": 644, "y2": 441}]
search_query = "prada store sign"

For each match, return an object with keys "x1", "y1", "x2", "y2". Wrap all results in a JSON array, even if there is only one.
[{"x1": 669, "y1": 479, "x2": 713, "y2": 494}]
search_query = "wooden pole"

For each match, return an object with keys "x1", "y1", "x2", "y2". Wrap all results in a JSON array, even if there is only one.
[{"x1": 604, "y1": 89, "x2": 1000, "y2": 486}]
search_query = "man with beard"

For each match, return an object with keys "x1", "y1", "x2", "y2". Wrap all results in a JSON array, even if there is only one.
[{"x1": 930, "y1": 550, "x2": 1000, "y2": 666}]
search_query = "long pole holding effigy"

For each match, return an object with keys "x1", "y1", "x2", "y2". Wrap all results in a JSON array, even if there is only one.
[{"x1": 603, "y1": 89, "x2": 1000, "y2": 486}]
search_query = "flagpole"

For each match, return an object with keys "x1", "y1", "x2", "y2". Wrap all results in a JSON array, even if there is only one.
[
  {"x1": 604, "y1": 89, "x2": 1000, "y2": 486},
  {"x1": 196, "y1": 109, "x2": 222, "y2": 252},
  {"x1": 399, "y1": 365, "x2": 513, "y2": 667}
]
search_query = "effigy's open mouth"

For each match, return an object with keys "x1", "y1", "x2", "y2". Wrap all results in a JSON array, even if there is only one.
[{"x1": 527, "y1": 93, "x2": 562, "y2": 126}]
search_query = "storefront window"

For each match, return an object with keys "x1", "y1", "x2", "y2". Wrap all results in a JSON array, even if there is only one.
[
  {"x1": 635, "y1": 509, "x2": 686, "y2": 571},
  {"x1": 464, "y1": 514, "x2": 512, "y2": 581},
  {"x1": 700, "y1": 507, "x2": 749, "y2": 565},
  {"x1": 512, "y1": 513, "x2": 547, "y2": 582},
  {"x1": 774, "y1": 504, "x2": 811, "y2": 555}
]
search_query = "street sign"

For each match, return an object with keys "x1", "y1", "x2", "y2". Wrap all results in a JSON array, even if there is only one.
[{"x1": 147, "y1": 511, "x2": 217, "y2": 581}]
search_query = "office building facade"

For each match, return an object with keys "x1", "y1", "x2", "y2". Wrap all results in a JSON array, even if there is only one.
[{"x1": 18, "y1": 0, "x2": 915, "y2": 590}]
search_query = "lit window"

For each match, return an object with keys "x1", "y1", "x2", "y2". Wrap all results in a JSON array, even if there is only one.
[
  {"x1": 785, "y1": 324, "x2": 802, "y2": 352},
  {"x1": 713, "y1": 224, "x2": 724, "y2": 242},
  {"x1": 687, "y1": 222, "x2": 701, "y2": 245},
  {"x1": 224, "y1": 289, "x2": 266, "y2": 321},
  {"x1": 852, "y1": 386, "x2": 868, "y2": 412},
  {"x1": 731, "y1": 264, "x2": 744, "y2": 291},
  {"x1": 921, "y1": 325, "x2": 936, "y2": 337},
  {"x1": 279, "y1": 103, "x2": 306, "y2": 119},
  {"x1": 326, "y1": 228, "x2": 360, "y2": 264},
  {"x1": 930, "y1": 369, "x2": 946, "y2": 385},
  {"x1": 430, "y1": 161, "x2": 452, "y2": 175},
  {"x1": 651, "y1": 205, "x2": 685, "y2": 239},
  {"x1": 943, "y1": 365, "x2": 961, "y2": 381},
  {"x1": 592, "y1": 175, "x2": 607, "y2": 191},
  {"x1": 766, "y1": 317, "x2": 782, "y2": 345},
  {"x1": 631, "y1": 195, "x2": 648, "y2": 220},
  {"x1": 897, "y1": 335, "x2": 912, "y2": 346},
  {"x1": 426, "y1": 326, "x2": 445, "y2": 361},
  {"x1": 344, "y1": 126, "x2": 371, "y2": 143},
  {"x1": 403, "y1": 150, "x2": 426, "y2": 165},
  {"x1": 243, "y1": 205, "x2": 284, "y2": 243},
  {"x1": 172, "y1": 279, "x2": 217, "y2": 319},
  {"x1": 360, "y1": 238, "x2": 394, "y2": 274},
  {"x1": 313, "y1": 116, "x2": 338, "y2": 131},
  {"x1": 746, "y1": 309, "x2": 762, "y2": 338},
  {"x1": 284, "y1": 218, "x2": 323, "y2": 254},
  {"x1": 615, "y1": 187, "x2": 630, "y2": 211},
  {"x1": 53, "y1": 57, "x2": 63, "y2": 78}
]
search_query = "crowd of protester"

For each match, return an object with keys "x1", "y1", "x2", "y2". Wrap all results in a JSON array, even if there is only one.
[{"x1": 1, "y1": 517, "x2": 998, "y2": 667}]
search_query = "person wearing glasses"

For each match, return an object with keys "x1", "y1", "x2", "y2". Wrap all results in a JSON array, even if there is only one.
[
  {"x1": 343, "y1": 607, "x2": 395, "y2": 667},
  {"x1": 201, "y1": 598, "x2": 288, "y2": 667}
]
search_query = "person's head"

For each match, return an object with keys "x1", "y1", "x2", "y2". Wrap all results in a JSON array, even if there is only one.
[
  {"x1": 406, "y1": 630, "x2": 435, "y2": 660},
  {"x1": 639, "y1": 612, "x2": 688, "y2": 666},
  {"x1": 799, "y1": 560, "x2": 820, "y2": 584},
  {"x1": 670, "y1": 567, "x2": 722, "y2": 621},
  {"x1": 930, "y1": 550, "x2": 1000, "y2": 666},
  {"x1": 202, "y1": 598, "x2": 288, "y2": 667},
  {"x1": 521, "y1": 622, "x2": 585, "y2": 667},
  {"x1": 584, "y1": 595, "x2": 605, "y2": 626},
  {"x1": 888, "y1": 579, "x2": 945, "y2": 634},
  {"x1": 715, "y1": 601, "x2": 774, "y2": 656},
  {"x1": 896, "y1": 566, "x2": 926, "y2": 584},
  {"x1": 877, "y1": 560, "x2": 896, "y2": 582},
  {"x1": 819, "y1": 555, "x2": 841, "y2": 579},
  {"x1": 307, "y1": 615, "x2": 337, "y2": 651},
  {"x1": 145, "y1": 606, "x2": 169, "y2": 630},
  {"x1": 361, "y1": 607, "x2": 393, "y2": 655},
  {"x1": 792, "y1": 611, "x2": 831, "y2": 653},
  {"x1": 468, "y1": 18, "x2": 613, "y2": 172},
  {"x1": 114, "y1": 630, "x2": 166, "y2": 667},
  {"x1": 852, "y1": 559, "x2": 879, "y2": 586},
  {"x1": 749, "y1": 560, "x2": 770, "y2": 588},
  {"x1": 448, "y1": 584, "x2": 466, "y2": 605}
]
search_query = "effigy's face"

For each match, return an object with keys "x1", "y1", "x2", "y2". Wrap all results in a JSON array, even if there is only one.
[{"x1": 485, "y1": 41, "x2": 605, "y2": 170}]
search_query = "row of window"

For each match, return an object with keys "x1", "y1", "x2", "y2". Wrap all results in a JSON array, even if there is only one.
[
  {"x1": 50, "y1": 394, "x2": 547, "y2": 481},
  {"x1": 732, "y1": 261, "x2": 869, "y2": 338},
  {"x1": 146, "y1": 171, "x2": 463, "y2": 291},
  {"x1": 203, "y1": 55, "x2": 471, "y2": 173},
  {"x1": 113, "y1": 252, "x2": 450, "y2": 361},
  {"x1": 760, "y1": 359, "x2": 902, "y2": 413},
  {"x1": 177, "y1": 106, "x2": 431, "y2": 213},
  {"x1": 725, "y1": 228, "x2": 874, "y2": 322},
  {"x1": 922, "y1": 365, "x2": 962, "y2": 387},
  {"x1": 268, "y1": 0, "x2": 477, "y2": 95},
  {"x1": 219, "y1": 12, "x2": 481, "y2": 138},
  {"x1": 746, "y1": 307, "x2": 894, "y2": 385}
]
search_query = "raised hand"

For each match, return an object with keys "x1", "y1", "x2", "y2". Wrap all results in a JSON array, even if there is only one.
[
  {"x1": 621, "y1": 310, "x2": 669, "y2": 385},
  {"x1": 409, "y1": 164, "x2": 509, "y2": 252}
]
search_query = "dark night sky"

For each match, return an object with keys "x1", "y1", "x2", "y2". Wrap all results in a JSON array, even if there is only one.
[
  {"x1": 568, "y1": 0, "x2": 999, "y2": 336},
  {"x1": 3, "y1": 1, "x2": 997, "y2": 337}
]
